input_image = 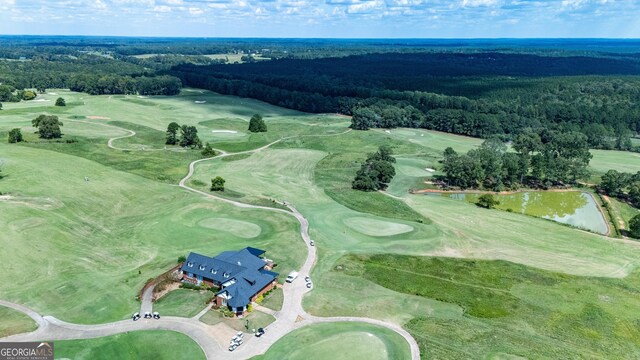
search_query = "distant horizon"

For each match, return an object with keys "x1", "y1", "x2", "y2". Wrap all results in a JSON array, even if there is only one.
[{"x1": 1, "y1": 35, "x2": 640, "y2": 41}]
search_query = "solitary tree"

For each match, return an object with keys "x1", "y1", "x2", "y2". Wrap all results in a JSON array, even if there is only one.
[
  {"x1": 8, "y1": 128, "x2": 23, "y2": 143},
  {"x1": 211, "y1": 176, "x2": 225, "y2": 192},
  {"x1": 476, "y1": 194, "x2": 500, "y2": 209},
  {"x1": 165, "y1": 122, "x2": 180, "y2": 145},
  {"x1": 248, "y1": 114, "x2": 267, "y2": 133},
  {"x1": 55, "y1": 97, "x2": 66, "y2": 106},
  {"x1": 32, "y1": 115, "x2": 63, "y2": 139},
  {"x1": 177, "y1": 255, "x2": 187, "y2": 263},
  {"x1": 201, "y1": 142, "x2": 216, "y2": 157},
  {"x1": 179, "y1": 125, "x2": 202, "y2": 148},
  {"x1": 630, "y1": 214, "x2": 640, "y2": 239}
]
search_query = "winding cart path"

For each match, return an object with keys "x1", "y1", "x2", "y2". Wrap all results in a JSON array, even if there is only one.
[{"x1": 0, "y1": 125, "x2": 419, "y2": 359}]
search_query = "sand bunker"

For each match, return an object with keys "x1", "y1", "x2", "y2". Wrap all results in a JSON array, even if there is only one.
[
  {"x1": 198, "y1": 218, "x2": 262, "y2": 238},
  {"x1": 194, "y1": 101, "x2": 207, "y2": 104},
  {"x1": 425, "y1": 168, "x2": 435, "y2": 172},
  {"x1": 47, "y1": 92, "x2": 58, "y2": 95},
  {"x1": 33, "y1": 99, "x2": 50, "y2": 102},
  {"x1": 211, "y1": 130, "x2": 238, "y2": 134},
  {"x1": 87, "y1": 116, "x2": 111, "y2": 120},
  {"x1": 344, "y1": 217, "x2": 414, "y2": 237}
]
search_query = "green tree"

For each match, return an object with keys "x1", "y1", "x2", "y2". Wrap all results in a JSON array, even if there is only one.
[
  {"x1": 599, "y1": 170, "x2": 628, "y2": 197},
  {"x1": 211, "y1": 176, "x2": 225, "y2": 191},
  {"x1": 32, "y1": 115, "x2": 63, "y2": 139},
  {"x1": 352, "y1": 145, "x2": 397, "y2": 191},
  {"x1": 179, "y1": 125, "x2": 202, "y2": 148},
  {"x1": 476, "y1": 194, "x2": 500, "y2": 209},
  {"x1": 177, "y1": 255, "x2": 187, "y2": 263},
  {"x1": 350, "y1": 108, "x2": 378, "y2": 130},
  {"x1": 8, "y1": 128, "x2": 23, "y2": 143},
  {"x1": 248, "y1": 114, "x2": 267, "y2": 132},
  {"x1": 20, "y1": 90, "x2": 36, "y2": 101},
  {"x1": 165, "y1": 122, "x2": 180, "y2": 145},
  {"x1": 201, "y1": 142, "x2": 216, "y2": 157},
  {"x1": 629, "y1": 214, "x2": 640, "y2": 239},
  {"x1": 55, "y1": 97, "x2": 66, "y2": 106}
]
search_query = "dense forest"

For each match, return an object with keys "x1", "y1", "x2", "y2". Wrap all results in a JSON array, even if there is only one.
[
  {"x1": 173, "y1": 52, "x2": 640, "y2": 150},
  {"x1": 439, "y1": 130, "x2": 592, "y2": 190},
  {"x1": 2, "y1": 37, "x2": 640, "y2": 152}
]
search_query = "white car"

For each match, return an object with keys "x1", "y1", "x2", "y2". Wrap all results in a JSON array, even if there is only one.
[
  {"x1": 310, "y1": 240, "x2": 315, "y2": 246},
  {"x1": 286, "y1": 271, "x2": 299, "y2": 283}
]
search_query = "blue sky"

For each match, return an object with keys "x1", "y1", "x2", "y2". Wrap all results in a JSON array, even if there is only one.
[{"x1": 0, "y1": 0, "x2": 639, "y2": 38}]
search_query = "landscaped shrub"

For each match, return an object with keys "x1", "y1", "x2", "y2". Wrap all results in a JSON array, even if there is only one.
[
  {"x1": 180, "y1": 282, "x2": 203, "y2": 291},
  {"x1": 255, "y1": 295, "x2": 265, "y2": 304},
  {"x1": 220, "y1": 307, "x2": 234, "y2": 318}
]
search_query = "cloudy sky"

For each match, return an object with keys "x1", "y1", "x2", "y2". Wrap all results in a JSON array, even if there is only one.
[{"x1": 0, "y1": 0, "x2": 638, "y2": 38}]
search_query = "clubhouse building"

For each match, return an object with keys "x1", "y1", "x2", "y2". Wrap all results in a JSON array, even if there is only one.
[{"x1": 180, "y1": 247, "x2": 278, "y2": 316}]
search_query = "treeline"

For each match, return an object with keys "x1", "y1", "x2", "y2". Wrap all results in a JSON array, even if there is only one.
[
  {"x1": 598, "y1": 170, "x2": 640, "y2": 208},
  {"x1": 172, "y1": 53, "x2": 640, "y2": 148},
  {"x1": 0, "y1": 52, "x2": 182, "y2": 96},
  {"x1": 68, "y1": 74, "x2": 181, "y2": 96},
  {"x1": 440, "y1": 129, "x2": 592, "y2": 190}
]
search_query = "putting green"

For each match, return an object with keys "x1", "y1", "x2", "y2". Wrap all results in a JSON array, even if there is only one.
[
  {"x1": 344, "y1": 217, "x2": 414, "y2": 237},
  {"x1": 253, "y1": 322, "x2": 411, "y2": 360},
  {"x1": 287, "y1": 332, "x2": 387, "y2": 360},
  {"x1": 197, "y1": 218, "x2": 262, "y2": 238}
]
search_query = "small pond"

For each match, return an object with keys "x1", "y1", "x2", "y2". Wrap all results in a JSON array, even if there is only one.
[{"x1": 445, "y1": 191, "x2": 609, "y2": 234}]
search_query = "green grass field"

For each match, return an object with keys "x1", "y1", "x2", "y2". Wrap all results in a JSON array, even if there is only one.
[
  {"x1": 251, "y1": 322, "x2": 412, "y2": 360},
  {"x1": 3, "y1": 88, "x2": 640, "y2": 358},
  {"x1": 339, "y1": 254, "x2": 640, "y2": 359},
  {"x1": 0, "y1": 141, "x2": 304, "y2": 324},
  {"x1": 0, "y1": 306, "x2": 37, "y2": 337},
  {"x1": 51, "y1": 331, "x2": 205, "y2": 360},
  {"x1": 152, "y1": 289, "x2": 213, "y2": 318},
  {"x1": 260, "y1": 288, "x2": 284, "y2": 312}
]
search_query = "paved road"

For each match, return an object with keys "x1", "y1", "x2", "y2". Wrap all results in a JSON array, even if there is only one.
[
  {"x1": 0, "y1": 126, "x2": 420, "y2": 360},
  {"x1": 140, "y1": 284, "x2": 154, "y2": 315}
]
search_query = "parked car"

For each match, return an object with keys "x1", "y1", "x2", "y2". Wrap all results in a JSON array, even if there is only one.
[
  {"x1": 255, "y1": 328, "x2": 266, "y2": 337},
  {"x1": 144, "y1": 311, "x2": 152, "y2": 319},
  {"x1": 132, "y1": 312, "x2": 141, "y2": 321},
  {"x1": 286, "y1": 271, "x2": 299, "y2": 283},
  {"x1": 153, "y1": 312, "x2": 160, "y2": 319},
  {"x1": 236, "y1": 331, "x2": 244, "y2": 338},
  {"x1": 305, "y1": 276, "x2": 310, "y2": 282},
  {"x1": 306, "y1": 282, "x2": 313, "y2": 289},
  {"x1": 310, "y1": 240, "x2": 315, "y2": 246},
  {"x1": 228, "y1": 344, "x2": 237, "y2": 352}
]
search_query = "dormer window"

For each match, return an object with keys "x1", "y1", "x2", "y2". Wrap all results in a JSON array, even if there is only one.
[
  {"x1": 199, "y1": 265, "x2": 205, "y2": 271},
  {"x1": 211, "y1": 269, "x2": 217, "y2": 274},
  {"x1": 187, "y1": 262, "x2": 194, "y2": 268},
  {"x1": 223, "y1": 272, "x2": 229, "y2": 278}
]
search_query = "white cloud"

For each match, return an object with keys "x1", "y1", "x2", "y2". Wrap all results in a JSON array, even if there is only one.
[
  {"x1": 188, "y1": 7, "x2": 203, "y2": 15},
  {"x1": 92, "y1": 0, "x2": 107, "y2": 10},
  {"x1": 154, "y1": 5, "x2": 171, "y2": 12},
  {"x1": 462, "y1": 0, "x2": 499, "y2": 7}
]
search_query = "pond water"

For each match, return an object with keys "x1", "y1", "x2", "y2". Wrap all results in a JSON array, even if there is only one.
[{"x1": 445, "y1": 191, "x2": 609, "y2": 234}]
